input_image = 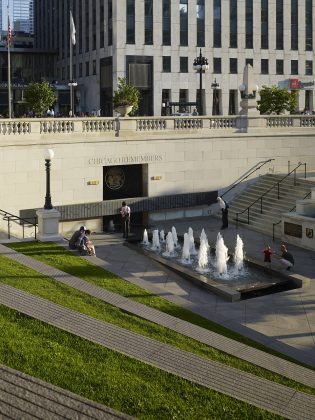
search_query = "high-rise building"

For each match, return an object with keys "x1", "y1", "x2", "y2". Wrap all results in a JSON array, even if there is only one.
[
  {"x1": 1, "y1": 0, "x2": 34, "y2": 36},
  {"x1": 35, "y1": 0, "x2": 315, "y2": 116}
]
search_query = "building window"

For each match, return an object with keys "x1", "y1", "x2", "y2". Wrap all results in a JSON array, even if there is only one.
[
  {"x1": 180, "y1": 57, "x2": 188, "y2": 73},
  {"x1": 163, "y1": 0, "x2": 171, "y2": 45},
  {"x1": 261, "y1": 0, "x2": 268, "y2": 49},
  {"x1": 276, "y1": 0, "x2": 283, "y2": 49},
  {"x1": 180, "y1": 0, "x2": 188, "y2": 46},
  {"x1": 163, "y1": 56, "x2": 171, "y2": 72},
  {"x1": 126, "y1": 0, "x2": 135, "y2": 44},
  {"x1": 291, "y1": 60, "x2": 298, "y2": 75},
  {"x1": 179, "y1": 89, "x2": 188, "y2": 111},
  {"x1": 85, "y1": 0, "x2": 89, "y2": 52},
  {"x1": 276, "y1": 59, "x2": 284, "y2": 75},
  {"x1": 261, "y1": 59, "x2": 269, "y2": 74},
  {"x1": 196, "y1": 0, "x2": 205, "y2": 47},
  {"x1": 100, "y1": 4, "x2": 104, "y2": 48},
  {"x1": 213, "y1": 57, "x2": 221, "y2": 74},
  {"x1": 230, "y1": 0, "x2": 237, "y2": 48},
  {"x1": 86, "y1": 61, "x2": 89, "y2": 76},
  {"x1": 79, "y1": 63, "x2": 83, "y2": 78},
  {"x1": 108, "y1": 0, "x2": 113, "y2": 45},
  {"x1": 93, "y1": 60, "x2": 96, "y2": 75},
  {"x1": 213, "y1": 0, "x2": 221, "y2": 48},
  {"x1": 246, "y1": 58, "x2": 253, "y2": 67},
  {"x1": 246, "y1": 0, "x2": 253, "y2": 49},
  {"x1": 145, "y1": 0, "x2": 153, "y2": 45},
  {"x1": 230, "y1": 58, "x2": 237, "y2": 74},
  {"x1": 162, "y1": 89, "x2": 171, "y2": 115},
  {"x1": 306, "y1": 60, "x2": 313, "y2": 75},
  {"x1": 306, "y1": 0, "x2": 313, "y2": 51},
  {"x1": 291, "y1": 0, "x2": 298, "y2": 50}
]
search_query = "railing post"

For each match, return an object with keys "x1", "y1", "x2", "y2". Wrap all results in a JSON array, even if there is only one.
[
  {"x1": 22, "y1": 223, "x2": 25, "y2": 239},
  {"x1": 304, "y1": 163, "x2": 307, "y2": 178},
  {"x1": 247, "y1": 208, "x2": 250, "y2": 224},
  {"x1": 35, "y1": 217, "x2": 37, "y2": 240},
  {"x1": 236, "y1": 213, "x2": 239, "y2": 229},
  {"x1": 294, "y1": 169, "x2": 296, "y2": 186},
  {"x1": 7, "y1": 218, "x2": 10, "y2": 240},
  {"x1": 277, "y1": 183, "x2": 280, "y2": 199},
  {"x1": 260, "y1": 197, "x2": 263, "y2": 213},
  {"x1": 272, "y1": 223, "x2": 275, "y2": 241}
]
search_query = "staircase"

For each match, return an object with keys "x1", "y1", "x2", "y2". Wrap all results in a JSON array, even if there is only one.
[{"x1": 227, "y1": 173, "x2": 315, "y2": 238}]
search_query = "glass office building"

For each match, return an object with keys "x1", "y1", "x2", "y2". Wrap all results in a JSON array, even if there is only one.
[{"x1": 1, "y1": 0, "x2": 34, "y2": 36}]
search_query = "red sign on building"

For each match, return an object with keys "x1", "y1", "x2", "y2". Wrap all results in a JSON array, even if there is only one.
[{"x1": 290, "y1": 79, "x2": 300, "y2": 89}]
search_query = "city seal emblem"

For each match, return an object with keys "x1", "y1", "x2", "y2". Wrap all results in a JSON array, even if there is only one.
[{"x1": 105, "y1": 167, "x2": 125, "y2": 190}]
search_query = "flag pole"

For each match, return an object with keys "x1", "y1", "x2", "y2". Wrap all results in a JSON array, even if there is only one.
[
  {"x1": 7, "y1": 8, "x2": 12, "y2": 118},
  {"x1": 69, "y1": 11, "x2": 73, "y2": 117}
]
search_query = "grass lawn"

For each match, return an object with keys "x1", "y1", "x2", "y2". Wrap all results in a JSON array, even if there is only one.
[
  {"x1": 1, "y1": 251, "x2": 314, "y2": 396},
  {"x1": 0, "y1": 305, "x2": 284, "y2": 419},
  {"x1": 8, "y1": 242, "x2": 314, "y2": 369}
]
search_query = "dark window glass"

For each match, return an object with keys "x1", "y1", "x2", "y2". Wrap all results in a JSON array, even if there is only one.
[
  {"x1": 230, "y1": 58, "x2": 237, "y2": 74},
  {"x1": 246, "y1": 58, "x2": 253, "y2": 67},
  {"x1": 92, "y1": 0, "x2": 96, "y2": 50},
  {"x1": 108, "y1": 0, "x2": 113, "y2": 45},
  {"x1": 306, "y1": 60, "x2": 313, "y2": 75},
  {"x1": 291, "y1": 0, "x2": 298, "y2": 50},
  {"x1": 306, "y1": 0, "x2": 313, "y2": 51},
  {"x1": 180, "y1": 0, "x2": 188, "y2": 46},
  {"x1": 86, "y1": 61, "x2": 89, "y2": 76},
  {"x1": 163, "y1": 56, "x2": 171, "y2": 72},
  {"x1": 196, "y1": 0, "x2": 205, "y2": 47},
  {"x1": 79, "y1": 62, "x2": 82, "y2": 78},
  {"x1": 126, "y1": 0, "x2": 135, "y2": 44},
  {"x1": 213, "y1": 0, "x2": 221, "y2": 48},
  {"x1": 145, "y1": 0, "x2": 153, "y2": 45},
  {"x1": 180, "y1": 57, "x2": 188, "y2": 72},
  {"x1": 291, "y1": 60, "x2": 298, "y2": 74},
  {"x1": 213, "y1": 57, "x2": 221, "y2": 74},
  {"x1": 261, "y1": 0, "x2": 268, "y2": 49},
  {"x1": 85, "y1": 0, "x2": 89, "y2": 52},
  {"x1": 230, "y1": 0, "x2": 237, "y2": 48},
  {"x1": 276, "y1": 59, "x2": 284, "y2": 74},
  {"x1": 163, "y1": 0, "x2": 171, "y2": 45},
  {"x1": 93, "y1": 60, "x2": 96, "y2": 75},
  {"x1": 261, "y1": 59, "x2": 269, "y2": 74},
  {"x1": 246, "y1": 0, "x2": 253, "y2": 49},
  {"x1": 276, "y1": 0, "x2": 283, "y2": 49}
]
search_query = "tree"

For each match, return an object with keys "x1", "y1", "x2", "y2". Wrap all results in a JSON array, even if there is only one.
[
  {"x1": 24, "y1": 81, "x2": 56, "y2": 116},
  {"x1": 257, "y1": 85, "x2": 298, "y2": 115}
]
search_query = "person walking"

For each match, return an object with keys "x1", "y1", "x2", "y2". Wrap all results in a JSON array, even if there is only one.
[
  {"x1": 120, "y1": 201, "x2": 131, "y2": 238},
  {"x1": 277, "y1": 244, "x2": 294, "y2": 271},
  {"x1": 217, "y1": 196, "x2": 229, "y2": 229}
]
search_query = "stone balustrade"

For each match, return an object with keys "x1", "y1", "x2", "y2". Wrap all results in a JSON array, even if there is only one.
[{"x1": 0, "y1": 114, "x2": 315, "y2": 136}]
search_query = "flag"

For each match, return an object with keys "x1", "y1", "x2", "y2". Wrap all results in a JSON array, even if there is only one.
[
  {"x1": 7, "y1": 15, "x2": 12, "y2": 46},
  {"x1": 70, "y1": 11, "x2": 76, "y2": 45}
]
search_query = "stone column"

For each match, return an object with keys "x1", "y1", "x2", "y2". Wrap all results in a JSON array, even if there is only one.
[{"x1": 36, "y1": 208, "x2": 62, "y2": 242}]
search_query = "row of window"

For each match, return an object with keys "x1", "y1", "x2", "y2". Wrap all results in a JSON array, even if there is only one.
[
  {"x1": 162, "y1": 56, "x2": 314, "y2": 76},
  {"x1": 126, "y1": 0, "x2": 313, "y2": 51}
]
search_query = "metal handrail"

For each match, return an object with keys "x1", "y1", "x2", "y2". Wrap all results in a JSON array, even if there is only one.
[
  {"x1": 221, "y1": 159, "x2": 275, "y2": 199},
  {"x1": 0, "y1": 209, "x2": 37, "y2": 240},
  {"x1": 272, "y1": 190, "x2": 311, "y2": 241},
  {"x1": 236, "y1": 162, "x2": 307, "y2": 228}
]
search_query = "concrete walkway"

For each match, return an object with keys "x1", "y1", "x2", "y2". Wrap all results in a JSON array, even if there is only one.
[
  {"x1": 0, "y1": 365, "x2": 133, "y2": 420},
  {"x1": 1, "y1": 283, "x2": 315, "y2": 420}
]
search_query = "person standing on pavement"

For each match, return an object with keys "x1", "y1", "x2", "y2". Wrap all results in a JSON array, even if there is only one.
[
  {"x1": 120, "y1": 201, "x2": 131, "y2": 238},
  {"x1": 217, "y1": 196, "x2": 229, "y2": 229}
]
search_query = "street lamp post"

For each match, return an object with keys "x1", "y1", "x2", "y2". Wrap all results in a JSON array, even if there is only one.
[
  {"x1": 211, "y1": 78, "x2": 220, "y2": 115},
  {"x1": 193, "y1": 49, "x2": 209, "y2": 115},
  {"x1": 68, "y1": 80, "x2": 78, "y2": 117},
  {"x1": 43, "y1": 149, "x2": 54, "y2": 210}
]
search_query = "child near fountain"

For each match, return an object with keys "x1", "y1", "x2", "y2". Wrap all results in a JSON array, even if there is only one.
[{"x1": 263, "y1": 245, "x2": 272, "y2": 268}]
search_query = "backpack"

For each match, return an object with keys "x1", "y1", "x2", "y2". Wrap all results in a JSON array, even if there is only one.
[{"x1": 224, "y1": 200, "x2": 230, "y2": 209}]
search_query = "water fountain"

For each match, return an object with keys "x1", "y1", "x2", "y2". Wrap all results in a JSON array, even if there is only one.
[
  {"x1": 172, "y1": 226, "x2": 179, "y2": 248},
  {"x1": 188, "y1": 227, "x2": 198, "y2": 255},
  {"x1": 215, "y1": 232, "x2": 229, "y2": 275},
  {"x1": 151, "y1": 229, "x2": 161, "y2": 251},
  {"x1": 196, "y1": 235, "x2": 210, "y2": 273},
  {"x1": 135, "y1": 226, "x2": 298, "y2": 301},
  {"x1": 181, "y1": 233, "x2": 191, "y2": 264},
  {"x1": 108, "y1": 220, "x2": 115, "y2": 231},
  {"x1": 160, "y1": 230, "x2": 165, "y2": 243},
  {"x1": 142, "y1": 229, "x2": 149, "y2": 246},
  {"x1": 163, "y1": 232, "x2": 175, "y2": 257},
  {"x1": 234, "y1": 234, "x2": 244, "y2": 272}
]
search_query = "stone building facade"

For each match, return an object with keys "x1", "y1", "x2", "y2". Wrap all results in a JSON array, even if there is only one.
[{"x1": 34, "y1": 0, "x2": 315, "y2": 116}]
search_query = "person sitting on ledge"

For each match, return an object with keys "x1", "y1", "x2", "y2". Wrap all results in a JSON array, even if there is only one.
[
  {"x1": 68, "y1": 225, "x2": 86, "y2": 250},
  {"x1": 277, "y1": 244, "x2": 294, "y2": 271}
]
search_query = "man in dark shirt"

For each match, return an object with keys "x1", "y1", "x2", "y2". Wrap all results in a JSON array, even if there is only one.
[
  {"x1": 278, "y1": 244, "x2": 294, "y2": 271},
  {"x1": 69, "y1": 226, "x2": 86, "y2": 250}
]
